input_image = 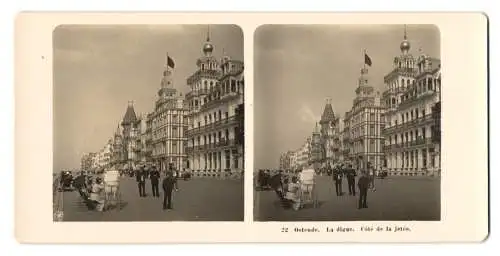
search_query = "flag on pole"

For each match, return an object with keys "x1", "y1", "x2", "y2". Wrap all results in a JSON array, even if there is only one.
[
  {"x1": 167, "y1": 55, "x2": 175, "y2": 69},
  {"x1": 364, "y1": 53, "x2": 372, "y2": 67}
]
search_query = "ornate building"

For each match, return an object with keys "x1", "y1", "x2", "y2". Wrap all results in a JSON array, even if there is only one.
[
  {"x1": 147, "y1": 55, "x2": 189, "y2": 172},
  {"x1": 382, "y1": 28, "x2": 441, "y2": 176},
  {"x1": 344, "y1": 65, "x2": 386, "y2": 170},
  {"x1": 310, "y1": 123, "x2": 323, "y2": 168},
  {"x1": 120, "y1": 102, "x2": 143, "y2": 170},
  {"x1": 185, "y1": 30, "x2": 244, "y2": 178},
  {"x1": 319, "y1": 100, "x2": 341, "y2": 166}
]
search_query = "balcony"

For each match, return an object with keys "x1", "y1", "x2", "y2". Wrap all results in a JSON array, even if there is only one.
[
  {"x1": 185, "y1": 139, "x2": 237, "y2": 154},
  {"x1": 382, "y1": 114, "x2": 434, "y2": 134},
  {"x1": 185, "y1": 116, "x2": 238, "y2": 137},
  {"x1": 186, "y1": 89, "x2": 210, "y2": 98}
]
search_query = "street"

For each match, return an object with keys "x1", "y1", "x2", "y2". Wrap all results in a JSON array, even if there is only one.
[
  {"x1": 254, "y1": 175, "x2": 440, "y2": 221},
  {"x1": 61, "y1": 177, "x2": 244, "y2": 221}
]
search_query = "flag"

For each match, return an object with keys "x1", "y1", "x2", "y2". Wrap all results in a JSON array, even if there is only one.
[
  {"x1": 166, "y1": 55, "x2": 175, "y2": 69},
  {"x1": 364, "y1": 53, "x2": 372, "y2": 67}
]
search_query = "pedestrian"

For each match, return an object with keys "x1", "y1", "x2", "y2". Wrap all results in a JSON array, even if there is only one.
[
  {"x1": 136, "y1": 166, "x2": 147, "y2": 197},
  {"x1": 162, "y1": 171, "x2": 177, "y2": 210},
  {"x1": 150, "y1": 165, "x2": 160, "y2": 197},
  {"x1": 333, "y1": 165, "x2": 343, "y2": 196},
  {"x1": 357, "y1": 171, "x2": 370, "y2": 209},
  {"x1": 90, "y1": 177, "x2": 105, "y2": 212},
  {"x1": 346, "y1": 164, "x2": 356, "y2": 196},
  {"x1": 368, "y1": 163, "x2": 376, "y2": 192}
]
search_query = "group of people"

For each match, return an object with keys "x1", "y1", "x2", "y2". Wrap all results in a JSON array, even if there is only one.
[
  {"x1": 259, "y1": 162, "x2": 380, "y2": 210},
  {"x1": 332, "y1": 163, "x2": 377, "y2": 209},
  {"x1": 68, "y1": 164, "x2": 183, "y2": 212},
  {"x1": 133, "y1": 165, "x2": 179, "y2": 210}
]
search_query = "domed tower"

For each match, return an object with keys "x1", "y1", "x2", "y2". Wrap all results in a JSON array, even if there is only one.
[
  {"x1": 186, "y1": 26, "x2": 221, "y2": 114},
  {"x1": 383, "y1": 25, "x2": 418, "y2": 112}
]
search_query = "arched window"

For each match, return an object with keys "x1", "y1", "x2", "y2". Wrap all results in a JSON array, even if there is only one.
[
  {"x1": 428, "y1": 78, "x2": 433, "y2": 90},
  {"x1": 401, "y1": 79, "x2": 405, "y2": 87}
]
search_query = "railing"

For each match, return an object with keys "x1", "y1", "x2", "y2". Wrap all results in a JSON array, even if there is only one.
[
  {"x1": 382, "y1": 138, "x2": 435, "y2": 151},
  {"x1": 185, "y1": 116, "x2": 238, "y2": 137},
  {"x1": 382, "y1": 114, "x2": 434, "y2": 134},
  {"x1": 185, "y1": 139, "x2": 237, "y2": 153},
  {"x1": 186, "y1": 89, "x2": 210, "y2": 98}
]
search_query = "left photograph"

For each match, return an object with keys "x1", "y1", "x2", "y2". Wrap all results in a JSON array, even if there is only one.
[{"x1": 52, "y1": 24, "x2": 245, "y2": 221}]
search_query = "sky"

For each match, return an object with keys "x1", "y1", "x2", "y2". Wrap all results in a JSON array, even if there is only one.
[
  {"x1": 53, "y1": 25, "x2": 243, "y2": 171},
  {"x1": 254, "y1": 24, "x2": 440, "y2": 169}
]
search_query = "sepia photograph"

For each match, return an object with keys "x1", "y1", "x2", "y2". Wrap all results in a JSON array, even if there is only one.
[
  {"x1": 254, "y1": 24, "x2": 442, "y2": 221},
  {"x1": 52, "y1": 24, "x2": 245, "y2": 221}
]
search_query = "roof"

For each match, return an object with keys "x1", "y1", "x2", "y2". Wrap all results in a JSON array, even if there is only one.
[
  {"x1": 122, "y1": 104, "x2": 138, "y2": 125},
  {"x1": 320, "y1": 103, "x2": 336, "y2": 122}
]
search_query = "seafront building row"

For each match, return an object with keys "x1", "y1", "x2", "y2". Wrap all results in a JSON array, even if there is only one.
[
  {"x1": 81, "y1": 29, "x2": 244, "y2": 179},
  {"x1": 279, "y1": 27, "x2": 441, "y2": 177}
]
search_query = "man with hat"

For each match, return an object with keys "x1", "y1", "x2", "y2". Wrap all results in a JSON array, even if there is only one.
[
  {"x1": 136, "y1": 165, "x2": 147, "y2": 197},
  {"x1": 150, "y1": 165, "x2": 161, "y2": 198}
]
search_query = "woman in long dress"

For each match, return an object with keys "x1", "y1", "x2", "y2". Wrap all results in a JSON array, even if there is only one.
[{"x1": 285, "y1": 176, "x2": 301, "y2": 211}]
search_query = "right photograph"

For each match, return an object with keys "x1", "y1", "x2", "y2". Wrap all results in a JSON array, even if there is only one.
[{"x1": 253, "y1": 24, "x2": 441, "y2": 221}]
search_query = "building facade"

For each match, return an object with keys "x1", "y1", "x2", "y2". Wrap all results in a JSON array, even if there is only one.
[
  {"x1": 147, "y1": 59, "x2": 189, "y2": 172},
  {"x1": 185, "y1": 32, "x2": 245, "y2": 178},
  {"x1": 344, "y1": 66, "x2": 386, "y2": 170},
  {"x1": 382, "y1": 31, "x2": 441, "y2": 176},
  {"x1": 80, "y1": 152, "x2": 96, "y2": 171},
  {"x1": 118, "y1": 102, "x2": 144, "y2": 170},
  {"x1": 318, "y1": 100, "x2": 341, "y2": 166}
]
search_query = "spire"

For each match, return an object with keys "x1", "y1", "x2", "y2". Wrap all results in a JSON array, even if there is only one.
[
  {"x1": 122, "y1": 101, "x2": 138, "y2": 126},
  {"x1": 202, "y1": 25, "x2": 214, "y2": 56},
  {"x1": 400, "y1": 24, "x2": 411, "y2": 54},
  {"x1": 206, "y1": 24, "x2": 210, "y2": 42},
  {"x1": 320, "y1": 99, "x2": 336, "y2": 123}
]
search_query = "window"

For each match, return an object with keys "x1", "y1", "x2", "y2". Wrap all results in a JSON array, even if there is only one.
[
  {"x1": 231, "y1": 80, "x2": 236, "y2": 92},
  {"x1": 172, "y1": 126, "x2": 177, "y2": 137},
  {"x1": 370, "y1": 125, "x2": 375, "y2": 136},
  {"x1": 370, "y1": 113, "x2": 375, "y2": 121},
  {"x1": 232, "y1": 150, "x2": 238, "y2": 168},
  {"x1": 225, "y1": 129, "x2": 229, "y2": 140},
  {"x1": 422, "y1": 127, "x2": 426, "y2": 138},
  {"x1": 172, "y1": 142, "x2": 177, "y2": 154},
  {"x1": 410, "y1": 151, "x2": 414, "y2": 167},
  {"x1": 203, "y1": 135, "x2": 206, "y2": 145},
  {"x1": 422, "y1": 149, "x2": 427, "y2": 167},
  {"x1": 370, "y1": 139, "x2": 375, "y2": 152},
  {"x1": 218, "y1": 131, "x2": 222, "y2": 140},
  {"x1": 225, "y1": 150, "x2": 230, "y2": 169}
]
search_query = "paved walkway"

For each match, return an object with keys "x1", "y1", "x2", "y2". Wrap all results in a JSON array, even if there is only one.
[
  {"x1": 61, "y1": 176, "x2": 244, "y2": 221},
  {"x1": 254, "y1": 176, "x2": 441, "y2": 221}
]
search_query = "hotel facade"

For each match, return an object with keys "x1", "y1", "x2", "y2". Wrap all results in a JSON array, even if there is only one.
[
  {"x1": 147, "y1": 60, "x2": 189, "y2": 172},
  {"x1": 343, "y1": 66, "x2": 386, "y2": 170},
  {"x1": 382, "y1": 30, "x2": 441, "y2": 176},
  {"x1": 185, "y1": 33, "x2": 244, "y2": 178}
]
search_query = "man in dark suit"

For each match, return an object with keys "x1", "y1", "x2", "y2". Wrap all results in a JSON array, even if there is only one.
[
  {"x1": 162, "y1": 171, "x2": 177, "y2": 210},
  {"x1": 357, "y1": 171, "x2": 370, "y2": 209},
  {"x1": 333, "y1": 165, "x2": 343, "y2": 196},
  {"x1": 136, "y1": 166, "x2": 147, "y2": 197},
  {"x1": 150, "y1": 166, "x2": 160, "y2": 197},
  {"x1": 346, "y1": 164, "x2": 357, "y2": 196}
]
